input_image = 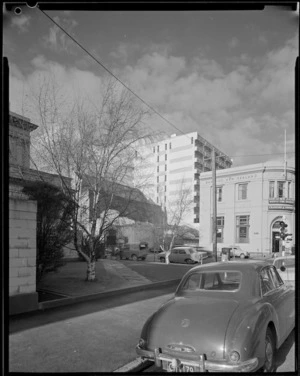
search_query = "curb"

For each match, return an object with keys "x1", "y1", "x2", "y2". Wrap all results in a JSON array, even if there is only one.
[
  {"x1": 38, "y1": 279, "x2": 181, "y2": 310},
  {"x1": 113, "y1": 357, "x2": 153, "y2": 373}
]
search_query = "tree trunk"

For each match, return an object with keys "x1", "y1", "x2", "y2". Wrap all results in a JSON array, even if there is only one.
[{"x1": 86, "y1": 260, "x2": 96, "y2": 281}]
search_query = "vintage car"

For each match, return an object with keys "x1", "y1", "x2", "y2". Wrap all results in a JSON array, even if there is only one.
[
  {"x1": 220, "y1": 246, "x2": 250, "y2": 259},
  {"x1": 166, "y1": 247, "x2": 202, "y2": 264},
  {"x1": 136, "y1": 261, "x2": 295, "y2": 372}
]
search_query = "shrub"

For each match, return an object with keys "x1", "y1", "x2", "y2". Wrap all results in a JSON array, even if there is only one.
[{"x1": 22, "y1": 181, "x2": 75, "y2": 281}]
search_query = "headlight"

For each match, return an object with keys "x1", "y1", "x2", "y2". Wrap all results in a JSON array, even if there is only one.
[
  {"x1": 229, "y1": 351, "x2": 240, "y2": 362},
  {"x1": 138, "y1": 338, "x2": 146, "y2": 348}
]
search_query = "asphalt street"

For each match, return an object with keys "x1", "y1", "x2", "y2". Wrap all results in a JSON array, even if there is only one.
[
  {"x1": 9, "y1": 288, "x2": 296, "y2": 373},
  {"x1": 9, "y1": 292, "x2": 174, "y2": 372}
]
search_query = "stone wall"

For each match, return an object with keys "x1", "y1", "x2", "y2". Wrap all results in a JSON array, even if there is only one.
[{"x1": 9, "y1": 198, "x2": 38, "y2": 315}]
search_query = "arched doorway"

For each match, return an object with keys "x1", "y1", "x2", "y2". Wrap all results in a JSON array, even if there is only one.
[{"x1": 271, "y1": 218, "x2": 283, "y2": 254}]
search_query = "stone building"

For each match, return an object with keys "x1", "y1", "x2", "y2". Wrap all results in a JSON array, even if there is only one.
[
  {"x1": 9, "y1": 112, "x2": 71, "y2": 315},
  {"x1": 199, "y1": 161, "x2": 295, "y2": 256}
]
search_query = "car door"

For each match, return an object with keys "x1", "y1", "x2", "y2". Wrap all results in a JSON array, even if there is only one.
[
  {"x1": 169, "y1": 249, "x2": 178, "y2": 263},
  {"x1": 260, "y1": 266, "x2": 287, "y2": 343},
  {"x1": 178, "y1": 249, "x2": 188, "y2": 263}
]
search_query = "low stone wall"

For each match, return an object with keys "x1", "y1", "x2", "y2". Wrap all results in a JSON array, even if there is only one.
[{"x1": 9, "y1": 198, "x2": 38, "y2": 315}]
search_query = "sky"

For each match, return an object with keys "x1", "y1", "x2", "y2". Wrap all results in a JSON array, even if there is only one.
[{"x1": 3, "y1": 4, "x2": 299, "y2": 167}]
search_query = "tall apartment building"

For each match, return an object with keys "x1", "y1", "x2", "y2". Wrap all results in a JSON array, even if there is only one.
[{"x1": 137, "y1": 132, "x2": 232, "y2": 227}]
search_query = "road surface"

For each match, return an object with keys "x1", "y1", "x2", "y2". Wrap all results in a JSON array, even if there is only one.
[{"x1": 9, "y1": 290, "x2": 295, "y2": 373}]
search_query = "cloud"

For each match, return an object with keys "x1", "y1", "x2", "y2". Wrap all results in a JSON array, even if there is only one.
[
  {"x1": 11, "y1": 14, "x2": 31, "y2": 32},
  {"x1": 9, "y1": 31, "x2": 296, "y2": 168},
  {"x1": 43, "y1": 16, "x2": 78, "y2": 54},
  {"x1": 228, "y1": 37, "x2": 239, "y2": 49}
]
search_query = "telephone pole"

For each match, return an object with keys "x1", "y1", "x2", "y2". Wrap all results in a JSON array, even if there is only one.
[{"x1": 212, "y1": 149, "x2": 217, "y2": 261}]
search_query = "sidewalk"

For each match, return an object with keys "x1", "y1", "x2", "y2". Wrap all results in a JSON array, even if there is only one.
[
  {"x1": 38, "y1": 259, "x2": 152, "y2": 298},
  {"x1": 35, "y1": 259, "x2": 180, "y2": 311}
]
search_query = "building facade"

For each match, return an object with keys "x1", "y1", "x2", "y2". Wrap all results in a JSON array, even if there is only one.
[
  {"x1": 9, "y1": 112, "x2": 71, "y2": 314},
  {"x1": 138, "y1": 132, "x2": 232, "y2": 227},
  {"x1": 199, "y1": 161, "x2": 295, "y2": 256}
]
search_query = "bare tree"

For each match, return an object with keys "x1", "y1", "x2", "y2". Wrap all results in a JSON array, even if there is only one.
[
  {"x1": 30, "y1": 75, "x2": 157, "y2": 281},
  {"x1": 160, "y1": 178, "x2": 195, "y2": 264}
]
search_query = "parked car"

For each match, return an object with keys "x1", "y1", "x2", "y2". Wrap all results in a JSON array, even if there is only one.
[
  {"x1": 168, "y1": 247, "x2": 201, "y2": 264},
  {"x1": 181, "y1": 245, "x2": 209, "y2": 259},
  {"x1": 119, "y1": 242, "x2": 150, "y2": 261},
  {"x1": 136, "y1": 260, "x2": 295, "y2": 372},
  {"x1": 146, "y1": 248, "x2": 167, "y2": 262},
  {"x1": 272, "y1": 255, "x2": 295, "y2": 287},
  {"x1": 220, "y1": 246, "x2": 250, "y2": 259}
]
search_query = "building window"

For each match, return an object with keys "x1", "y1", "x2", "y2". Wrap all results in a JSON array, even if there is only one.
[
  {"x1": 217, "y1": 186, "x2": 223, "y2": 202},
  {"x1": 165, "y1": 164, "x2": 167, "y2": 171},
  {"x1": 169, "y1": 142, "x2": 172, "y2": 149},
  {"x1": 191, "y1": 137, "x2": 194, "y2": 144},
  {"x1": 157, "y1": 176, "x2": 159, "y2": 183},
  {"x1": 277, "y1": 181, "x2": 285, "y2": 198},
  {"x1": 165, "y1": 143, "x2": 167, "y2": 150},
  {"x1": 165, "y1": 175, "x2": 167, "y2": 182},
  {"x1": 269, "y1": 181, "x2": 275, "y2": 198},
  {"x1": 217, "y1": 216, "x2": 224, "y2": 243},
  {"x1": 165, "y1": 154, "x2": 167, "y2": 161},
  {"x1": 157, "y1": 145, "x2": 159, "y2": 152},
  {"x1": 238, "y1": 183, "x2": 248, "y2": 200},
  {"x1": 157, "y1": 166, "x2": 159, "y2": 173},
  {"x1": 236, "y1": 215, "x2": 250, "y2": 243},
  {"x1": 157, "y1": 186, "x2": 159, "y2": 192},
  {"x1": 157, "y1": 155, "x2": 159, "y2": 162},
  {"x1": 165, "y1": 185, "x2": 167, "y2": 192},
  {"x1": 153, "y1": 147, "x2": 155, "y2": 153}
]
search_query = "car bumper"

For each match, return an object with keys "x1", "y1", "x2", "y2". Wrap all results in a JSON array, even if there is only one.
[{"x1": 136, "y1": 345, "x2": 259, "y2": 372}]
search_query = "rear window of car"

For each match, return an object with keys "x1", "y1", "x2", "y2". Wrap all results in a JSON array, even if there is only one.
[{"x1": 180, "y1": 271, "x2": 241, "y2": 292}]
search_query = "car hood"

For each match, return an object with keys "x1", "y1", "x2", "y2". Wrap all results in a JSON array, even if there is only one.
[{"x1": 146, "y1": 295, "x2": 240, "y2": 359}]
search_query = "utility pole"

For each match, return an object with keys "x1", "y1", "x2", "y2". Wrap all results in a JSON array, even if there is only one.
[
  {"x1": 284, "y1": 129, "x2": 287, "y2": 180},
  {"x1": 212, "y1": 149, "x2": 217, "y2": 261}
]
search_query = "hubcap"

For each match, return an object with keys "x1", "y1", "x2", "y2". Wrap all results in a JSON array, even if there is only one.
[{"x1": 265, "y1": 338, "x2": 273, "y2": 370}]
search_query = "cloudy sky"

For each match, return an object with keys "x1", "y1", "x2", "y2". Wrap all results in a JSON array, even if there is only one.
[{"x1": 4, "y1": 5, "x2": 298, "y2": 166}]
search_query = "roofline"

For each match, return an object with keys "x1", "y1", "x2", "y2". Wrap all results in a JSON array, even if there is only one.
[{"x1": 200, "y1": 161, "x2": 295, "y2": 180}]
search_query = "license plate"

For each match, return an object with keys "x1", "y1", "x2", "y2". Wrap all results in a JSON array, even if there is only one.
[{"x1": 163, "y1": 360, "x2": 200, "y2": 372}]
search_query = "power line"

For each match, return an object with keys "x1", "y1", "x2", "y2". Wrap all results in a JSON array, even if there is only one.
[
  {"x1": 39, "y1": 8, "x2": 186, "y2": 138},
  {"x1": 38, "y1": 9, "x2": 295, "y2": 163}
]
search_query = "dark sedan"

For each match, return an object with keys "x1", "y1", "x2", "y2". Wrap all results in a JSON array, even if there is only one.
[{"x1": 136, "y1": 260, "x2": 295, "y2": 372}]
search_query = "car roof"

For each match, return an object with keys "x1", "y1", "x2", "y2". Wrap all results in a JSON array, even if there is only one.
[
  {"x1": 188, "y1": 260, "x2": 270, "y2": 273},
  {"x1": 173, "y1": 246, "x2": 192, "y2": 249}
]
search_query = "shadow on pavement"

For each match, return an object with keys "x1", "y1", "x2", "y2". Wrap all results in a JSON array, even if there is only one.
[
  {"x1": 9, "y1": 284, "x2": 177, "y2": 334},
  {"x1": 274, "y1": 329, "x2": 295, "y2": 370}
]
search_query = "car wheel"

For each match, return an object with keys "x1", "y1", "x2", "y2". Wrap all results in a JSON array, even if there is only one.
[
  {"x1": 186, "y1": 259, "x2": 194, "y2": 264},
  {"x1": 262, "y1": 328, "x2": 276, "y2": 372},
  {"x1": 160, "y1": 257, "x2": 165, "y2": 263},
  {"x1": 131, "y1": 254, "x2": 138, "y2": 261},
  {"x1": 239, "y1": 253, "x2": 245, "y2": 259}
]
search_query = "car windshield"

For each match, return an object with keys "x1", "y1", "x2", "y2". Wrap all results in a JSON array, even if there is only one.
[
  {"x1": 180, "y1": 271, "x2": 242, "y2": 292},
  {"x1": 274, "y1": 258, "x2": 295, "y2": 269}
]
